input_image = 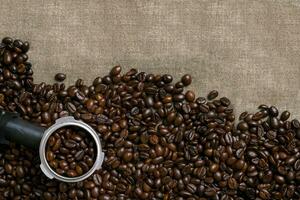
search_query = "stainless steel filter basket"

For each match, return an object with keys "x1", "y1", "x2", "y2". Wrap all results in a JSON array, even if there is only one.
[{"x1": 39, "y1": 116, "x2": 105, "y2": 183}]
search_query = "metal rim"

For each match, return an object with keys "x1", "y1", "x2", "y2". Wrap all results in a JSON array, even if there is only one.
[{"x1": 39, "y1": 117, "x2": 103, "y2": 182}]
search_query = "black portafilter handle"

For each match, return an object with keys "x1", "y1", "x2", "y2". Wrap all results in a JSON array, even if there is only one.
[{"x1": 0, "y1": 109, "x2": 45, "y2": 149}]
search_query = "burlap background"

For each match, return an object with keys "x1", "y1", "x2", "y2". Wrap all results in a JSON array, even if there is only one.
[{"x1": 1, "y1": 0, "x2": 300, "y2": 119}]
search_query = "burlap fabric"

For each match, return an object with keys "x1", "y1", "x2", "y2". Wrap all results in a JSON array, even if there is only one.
[{"x1": 1, "y1": 0, "x2": 300, "y2": 119}]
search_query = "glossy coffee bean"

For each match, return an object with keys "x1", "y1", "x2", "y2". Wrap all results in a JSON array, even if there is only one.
[
  {"x1": 55, "y1": 73, "x2": 66, "y2": 82},
  {"x1": 181, "y1": 74, "x2": 192, "y2": 86}
]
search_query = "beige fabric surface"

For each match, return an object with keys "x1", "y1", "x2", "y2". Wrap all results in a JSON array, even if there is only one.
[{"x1": 1, "y1": 0, "x2": 300, "y2": 119}]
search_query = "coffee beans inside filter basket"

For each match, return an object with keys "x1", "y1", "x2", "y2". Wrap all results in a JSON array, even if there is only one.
[
  {"x1": 46, "y1": 127, "x2": 96, "y2": 178},
  {"x1": 0, "y1": 37, "x2": 299, "y2": 199}
]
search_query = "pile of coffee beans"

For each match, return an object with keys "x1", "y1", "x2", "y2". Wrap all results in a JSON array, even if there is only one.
[
  {"x1": 0, "y1": 37, "x2": 299, "y2": 200},
  {"x1": 46, "y1": 127, "x2": 96, "y2": 177}
]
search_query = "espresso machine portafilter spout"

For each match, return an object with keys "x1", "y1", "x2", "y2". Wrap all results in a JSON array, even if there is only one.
[{"x1": 0, "y1": 109, "x2": 45, "y2": 149}]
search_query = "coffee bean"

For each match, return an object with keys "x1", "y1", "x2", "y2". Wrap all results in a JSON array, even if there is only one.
[
  {"x1": 4, "y1": 163, "x2": 12, "y2": 174},
  {"x1": 207, "y1": 90, "x2": 218, "y2": 100},
  {"x1": 274, "y1": 175, "x2": 285, "y2": 184},
  {"x1": 270, "y1": 117, "x2": 279, "y2": 128},
  {"x1": 110, "y1": 65, "x2": 122, "y2": 76},
  {"x1": 227, "y1": 177, "x2": 237, "y2": 189},
  {"x1": 2, "y1": 37, "x2": 13, "y2": 44},
  {"x1": 3, "y1": 51, "x2": 12, "y2": 65},
  {"x1": 54, "y1": 73, "x2": 66, "y2": 82},
  {"x1": 237, "y1": 121, "x2": 248, "y2": 131},
  {"x1": 185, "y1": 90, "x2": 195, "y2": 102},
  {"x1": 16, "y1": 166, "x2": 24, "y2": 177},
  {"x1": 181, "y1": 74, "x2": 192, "y2": 86},
  {"x1": 209, "y1": 163, "x2": 219, "y2": 173},
  {"x1": 220, "y1": 97, "x2": 231, "y2": 106},
  {"x1": 66, "y1": 102, "x2": 77, "y2": 113},
  {"x1": 91, "y1": 187, "x2": 99, "y2": 197},
  {"x1": 123, "y1": 152, "x2": 133, "y2": 162},
  {"x1": 292, "y1": 119, "x2": 300, "y2": 128},
  {"x1": 149, "y1": 135, "x2": 159, "y2": 145},
  {"x1": 21, "y1": 41, "x2": 30, "y2": 53},
  {"x1": 280, "y1": 110, "x2": 290, "y2": 121},
  {"x1": 75, "y1": 150, "x2": 84, "y2": 161},
  {"x1": 43, "y1": 192, "x2": 52, "y2": 200},
  {"x1": 204, "y1": 188, "x2": 216, "y2": 197},
  {"x1": 294, "y1": 159, "x2": 300, "y2": 170},
  {"x1": 268, "y1": 106, "x2": 278, "y2": 117}
]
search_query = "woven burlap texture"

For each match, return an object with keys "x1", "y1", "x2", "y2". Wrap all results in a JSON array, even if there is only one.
[{"x1": 1, "y1": 0, "x2": 300, "y2": 118}]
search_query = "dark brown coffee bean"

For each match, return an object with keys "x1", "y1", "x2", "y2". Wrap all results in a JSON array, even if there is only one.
[
  {"x1": 292, "y1": 119, "x2": 300, "y2": 128},
  {"x1": 237, "y1": 121, "x2": 248, "y2": 131},
  {"x1": 294, "y1": 159, "x2": 300, "y2": 170},
  {"x1": 235, "y1": 159, "x2": 245, "y2": 170},
  {"x1": 204, "y1": 188, "x2": 216, "y2": 197},
  {"x1": 274, "y1": 175, "x2": 285, "y2": 184},
  {"x1": 4, "y1": 163, "x2": 12, "y2": 174},
  {"x1": 65, "y1": 140, "x2": 77, "y2": 149},
  {"x1": 259, "y1": 189, "x2": 270, "y2": 200},
  {"x1": 91, "y1": 187, "x2": 99, "y2": 197},
  {"x1": 46, "y1": 151, "x2": 54, "y2": 161},
  {"x1": 228, "y1": 177, "x2": 238, "y2": 189},
  {"x1": 2, "y1": 37, "x2": 13, "y2": 44},
  {"x1": 149, "y1": 135, "x2": 159, "y2": 145},
  {"x1": 43, "y1": 192, "x2": 52, "y2": 200},
  {"x1": 67, "y1": 170, "x2": 77, "y2": 177},
  {"x1": 186, "y1": 183, "x2": 197, "y2": 194},
  {"x1": 55, "y1": 73, "x2": 66, "y2": 82},
  {"x1": 209, "y1": 163, "x2": 219, "y2": 173},
  {"x1": 268, "y1": 106, "x2": 278, "y2": 117},
  {"x1": 185, "y1": 90, "x2": 195, "y2": 102},
  {"x1": 280, "y1": 110, "x2": 290, "y2": 121},
  {"x1": 220, "y1": 97, "x2": 231, "y2": 106},
  {"x1": 75, "y1": 150, "x2": 84, "y2": 161},
  {"x1": 123, "y1": 152, "x2": 133, "y2": 162},
  {"x1": 270, "y1": 117, "x2": 279, "y2": 128},
  {"x1": 3, "y1": 51, "x2": 12, "y2": 65},
  {"x1": 22, "y1": 41, "x2": 30, "y2": 52},
  {"x1": 181, "y1": 74, "x2": 192, "y2": 86},
  {"x1": 207, "y1": 90, "x2": 218, "y2": 100},
  {"x1": 110, "y1": 65, "x2": 122, "y2": 76},
  {"x1": 16, "y1": 166, "x2": 24, "y2": 177},
  {"x1": 66, "y1": 102, "x2": 77, "y2": 113}
]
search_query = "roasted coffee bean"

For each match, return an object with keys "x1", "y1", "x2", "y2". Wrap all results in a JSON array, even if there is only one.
[
  {"x1": 207, "y1": 90, "x2": 218, "y2": 100},
  {"x1": 110, "y1": 65, "x2": 122, "y2": 76},
  {"x1": 16, "y1": 166, "x2": 24, "y2": 177},
  {"x1": 3, "y1": 51, "x2": 12, "y2": 65},
  {"x1": 54, "y1": 73, "x2": 66, "y2": 82},
  {"x1": 185, "y1": 90, "x2": 195, "y2": 102},
  {"x1": 2, "y1": 37, "x2": 13, "y2": 44},
  {"x1": 292, "y1": 119, "x2": 300, "y2": 128},
  {"x1": 181, "y1": 74, "x2": 192, "y2": 86},
  {"x1": 220, "y1": 97, "x2": 231, "y2": 106},
  {"x1": 66, "y1": 102, "x2": 77, "y2": 113},
  {"x1": 280, "y1": 110, "x2": 290, "y2": 121},
  {"x1": 237, "y1": 121, "x2": 248, "y2": 131},
  {"x1": 227, "y1": 177, "x2": 237, "y2": 189},
  {"x1": 209, "y1": 163, "x2": 219, "y2": 173},
  {"x1": 268, "y1": 106, "x2": 278, "y2": 117}
]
